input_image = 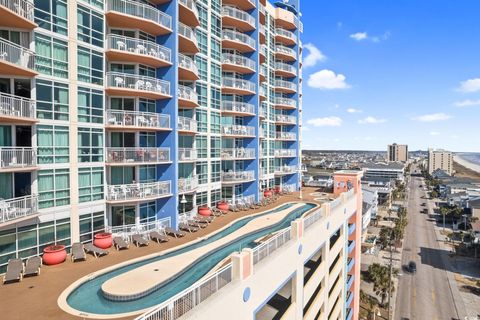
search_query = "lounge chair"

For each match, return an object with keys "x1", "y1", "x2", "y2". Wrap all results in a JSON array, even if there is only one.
[
  {"x1": 71, "y1": 242, "x2": 87, "y2": 262},
  {"x1": 179, "y1": 222, "x2": 198, "y2": 233},
  {"x1": 165, "y1": 227, "x2": 186, "y2": 238},
  {"x1": 195, "y1": 215, "x2": 214, "y2": 223},
  {"x1": 84, "y1": 243, "x2": 109, "y2": 258},
  {"x1": 2, "y1": 259, "x2": 23, "y2": 284},
  {"x1": 188, "y1": 219, "x2": 207, "y2": 229},
  {"x1": 149, "y1": 231, "x2": 169, "y2": 243},
  {"x1": 132, "y1": 234, "x2": 149, "y2": 247},
  {"x1": 24, "y1": 256, "x2": 42, "y2": 277},
  {"x1": 229, "y1": 204, "x2": 240, "y2": 212},
  {"x1": 113, "y1": 237, "x2": 130, "y2": 250},
  {"x1": 211, "y1": 208, "x2": 224, "y2": 217}
]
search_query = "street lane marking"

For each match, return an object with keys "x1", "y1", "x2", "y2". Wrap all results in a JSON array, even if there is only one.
[{"x1": 431, "y1": 290, "x2": 436, "y2": 303}]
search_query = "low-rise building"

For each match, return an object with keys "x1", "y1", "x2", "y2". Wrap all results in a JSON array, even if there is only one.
[{"x1": 361, "y1": 162, "x2": 405, "y2": 183}]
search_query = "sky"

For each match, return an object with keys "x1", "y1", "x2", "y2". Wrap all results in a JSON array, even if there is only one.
[{"x1": 298, "y1": 0, "x2": 480, "y2": 152}]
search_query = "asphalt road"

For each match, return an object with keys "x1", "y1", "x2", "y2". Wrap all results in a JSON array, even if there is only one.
[{"x1": 394, "y1": 173, "x2": 459, "y2": 320}]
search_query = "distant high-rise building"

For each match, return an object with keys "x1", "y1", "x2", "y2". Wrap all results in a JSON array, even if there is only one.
[
  {"x1": 428, "y1": 148, "x2": 453, "y2": 175},
  {"x1": 387, "y1": 143, "x2": 408, "y2": 162}
]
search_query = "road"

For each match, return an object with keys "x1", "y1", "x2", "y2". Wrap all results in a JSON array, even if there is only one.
[{"x1": 394, "y1": 172, "x2": 459, "y2": 320}]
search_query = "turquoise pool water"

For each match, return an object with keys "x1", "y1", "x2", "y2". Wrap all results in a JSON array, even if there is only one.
[{"x1": 66, "y1": 203, "x2": 315, "y2": 315}]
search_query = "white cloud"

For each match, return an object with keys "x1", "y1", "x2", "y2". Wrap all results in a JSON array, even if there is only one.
[
  {"x1": 350, "y1": 31, "x2": 390, "y2": 43},
  {"x1": 303, "y1": 43, "x2": 326, "y2": 68},
  {"x1": 307, "y1": 69, "x2": 351, "y2": 90},
  {"x1": 457, "y1": 78, "x2": 480, "y2": 93},
  {"x1": 302, "y1": 126, "x2": 310, "y2": 131},
  {"x1": 307, "y1": 116, "x2": 343, "y2": 127},
  {"x1": 350, "y1": 32, "x2": 368, "y2": 41},
  {"x1": 358, "y1": 116, "x2": 387, "y2": 124},
  {"x1": 430, "y1": 131, "x2": 440, "y2": 136},
  {"x1": 453, "y1": 99, "x2": 480, "y2": 107},
  {"x1": 347, "y1": 108, "x2": 362, "y2": 113},
  {"x1": 412, "y1": 113, "x2": 451, "y2": 122}
]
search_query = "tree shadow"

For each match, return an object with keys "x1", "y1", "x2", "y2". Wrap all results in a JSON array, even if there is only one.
[{"x1": 418, "y1": 246, "x2": 480, "y2": 278}]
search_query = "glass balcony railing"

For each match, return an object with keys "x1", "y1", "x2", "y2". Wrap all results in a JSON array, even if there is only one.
[
  {"x1": 274, "y1": 97, "x2": 297, "y2": 108},
  {"x1": 178, "y1": 176, "x2": 198, "y2": 193},
  {"x1": 0, "y1": 195, "x2": 38, "y2": 224},
  {"x1": 178, "y1": 53, "x2": 198, "y2": 76},
  {"x1": 275, "y1": 45, "x2": 297, "y2": 59},
  {"x1": 178, "y1": 22, "x2": 198, "y2": 46},
  {"x1": 106, "y1": 181, "x2": 172, "y2": 202},
  {"x1": 222, "y1": 6, "x2": 255, "y2": 29},
  {"x1": 0, "y1": 147, "x2": 36, "y2": 169},
  {"x1": 106, "y1": 34, "x2": 171, "y2": 62},
  {"x1": 274, "y1": 165, "x2": 296, "y2": 175},
  {"x1": 106, "y1": 147, "x2": 170, "y2": 164},
  {"x1": 177, "y1": 85, "x2": 198, "y2": 104},
  {"x1": 275, "y1": 114, "x2": 297, "y2": 124},
  {"x1": 105, "y1": 109, "x2": 171, "y2": 130},
  {"x1": 178, "y1": 148, "x2": 197, "y2": 161},
  {"x1": 274, "y1": 149, "x2": 296, "y2": 157},
  {"x1": 221, "y1": 53, "x2": 255, "y2": 71},
  {"x1": 276, "y1": 132, "x2": 296, "y2": 140},
  {"x1": 222, "y1": 29, "x2": 256, "y2": 50},
  {"x1": 221, "y1": 148, "x2": 256, "y2": 160},
  {"x1": 275, "y1": 62, "x2": 297, "y2": 76},
  {"x1": 179, "y1": 0, "x2": 199, "y2": 20},
  {"x1": 260, "y1": 44, "x2": 267, "y2": 56},
  {"x1": 259, "y1": 86, "x2": 266, "y2": 97},
  {"x1": 0, "y1": 0, "x2": 35, "y2": 22},
  {"x1": 260, "y1": 64, "x2": 267, "y2": 78},
  {"x1": 0, "y1": 92, "x2": 35, "y2": 120},
  {"x1": 178, "y1": 116, "x2": 197, "y2": 132},
  {"x1": 222, "y1": 77, "x2": 255, "y2": 93},
  {"x1": 259, "y1": 105, "x2": 267, "y2": 118},
  {"x1": 275, "y1": 79, "x2": 297, "y2": 92},
  {"x1": 106, "y1": 72, "x2": 170, "y2": 96},
  {"x1": 275, "y1": 28, "x2": 297, "y2": 43},
  {"x1": 221, "y1": 101, "x2": 255, "y2": 114},
  {"x1": 221, "y1": 170, "x2": 255, "y2": 183},
  {"x1": 107, "y1": 0, "x2": 172, "y2": 31},
  {"x1": 0, "y1": 38, "x2": 35, "y2": 70},
  {"x1": 221, "y1": 124, "x2": 255, "y2": 137}
]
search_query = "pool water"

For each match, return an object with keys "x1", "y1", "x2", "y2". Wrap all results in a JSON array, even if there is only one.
[{"x1": 66, "y1": 203, "x2": 315, "y2": 315}]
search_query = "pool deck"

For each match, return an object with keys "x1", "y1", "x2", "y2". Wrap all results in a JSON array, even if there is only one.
[{"x1": 0, "y1": 188, "x2": 328, "y2": 320}]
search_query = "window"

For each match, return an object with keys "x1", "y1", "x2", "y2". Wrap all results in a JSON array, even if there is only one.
[
  {"x1": 211, "y1": 189, "x2": 221, "y2": 204},
  {"x1": 35, "y1": 33, "x2": 68, "y2": 78},
  {"x1": 78, "y1": 128, "x2": 103, "y2": 162},
  {"x1": 77, "y1": 5, "x2": 104, "y2": 47},
  {"x1": 211, "y1": 62, "x2": 221, "y2": 85},
  {"x1": 38, "y1": 169, "x2": 70, "y2": 209},
  {"x1": 139, "y1": 65, "x2": 155, "y2": 78},
  {"x1": 140, "y1": 202, "x2": 156, "y2": 223},
  {"x1": 196, "y1": 56, "x2": 207, "y2": 81},
  {"x1": 37, "y1": 125, "x2": 69, "y2": 164},
  {"x1": 139, "y1": 165, "x2": 156, "y2": 182},
  {"x1": 197, "y1": 29, "x2": 208, "y2": 55},
  {"x1": 196, "y1": 191, "x2": 207, "y2": 207},
  {"x1": 211, "y1": 112, "x2": 221, "y2": 134},
  {"x1": 78, "y1": 86, "x2": 103, "y2": 123},
  {"x1": 78, "y1": 167, "x2": 104, "y2": 203},
  {"x1": 140, "y1": 132, "x2": 156, "y2": 147},
  {"x1": 34, "y1": 0, "x2": 68, "y2": 35},
  {"x1": 196, "y1": 136, "x2": 207, "y2": 158},
  {"x1": 196, "y1": 82, "x2": 207, "y2": 107},
  {"x1": 210, "y1": 137, "x2": 221, "y2": 158},
  {"x1": 79, "y1": 0, "x2": 103, "y2": 9},
  {"x1": 211, "y1": 87, "x2": 221, "y2": 110},
  {"x1": 196, "y1": 109, "x2": 207, "y2": 133},
  {"x1": 198, "y1": 5, "x2": 208, "y2": 29},
  {"x1": 78, "y1": 46, "x2": 104, "y2": 85},
  {"x1": 139, "y1": 98, "x2": 156, "y2": 113},
  {"x1": 196, "y1": 162, "x2": 208, "y2": 185},
  {"x1": 36, "y1": 80, "x2": 69, "y2": 120},
  {"x1": 211, "y1": 13, "x2": 221, "y2": 37},
  {"x1": 79, "y1": 211, "x2": 105, "y2": 243},
  {"x1": 211, "y1": 161, "x2": 221, "y2": 182}
]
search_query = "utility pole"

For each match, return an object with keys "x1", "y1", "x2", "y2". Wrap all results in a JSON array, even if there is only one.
[{"x1": 387, "y1": 208, "x2": 393, "y2": 320}]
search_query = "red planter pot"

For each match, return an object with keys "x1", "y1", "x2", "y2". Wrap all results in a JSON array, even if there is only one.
[
  {"x1": 264, "y1": 190, "x2": 273, "y2": 198},
  {"x1": 198, "y1": 207, "x2": 212, "y2": 217},
  {"x1": 43, "y1": 245, "x2": 67, "y2": 265},
  {"x1": 274, "y1": 187, "x2": 281, "y2": 194},
  {"x1": 217, "y1": 202, "x2": 229, "y2": 212},
  {"x1": 94, "y1": 232, "x2": 113, "y2": 249}
]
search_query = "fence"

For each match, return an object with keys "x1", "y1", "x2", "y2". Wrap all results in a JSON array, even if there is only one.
[{"x1": 252, "y1": 227, "x2": 292, "y2": 265}]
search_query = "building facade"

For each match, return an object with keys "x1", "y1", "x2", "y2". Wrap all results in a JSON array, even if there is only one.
[
  {"x1": 428, "y1": 148, "x2": 453, "y2": 175},
  {"x1": 0, "y1": 0, "x2": 302, "y2": 273},
  {"x1": 387, "y1": 143, "x2": 408, "y2": 163}
]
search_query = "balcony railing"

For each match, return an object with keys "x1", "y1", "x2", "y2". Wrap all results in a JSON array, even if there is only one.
[
  {"x1": 178, "y1": 85, "x2": 198, "y2": 104},
  {"x1": 179, "y1": 0, "x2": 199, "y2": 20},
  {"x1": 0, "y1": 147, "x2": 36, "y2": 169},
  {"x1": 222, "y1": 124, "x2": 255, "y2": 137},
  {"x1": 106, "y1": 72, "x2": 170, "y2": 96},
  {"x1": 222, "y1": 29, "x2": 256, "y2": 50},
  {"x1": 106, "y1": 34, "x2": 171, "y2": 62},
  {"x1": 0, "y1": 0, "x2": 35, "y2": 22},
  {"x1": 275, "y1": 28, "x2": 297, "y2": 43},
  {"x1": 178, "y1": 176, "x2": 198, "y2": 193},
  {"x1": 222, "y1": 77, "x2": 255, "y2": 93},
  {"x1": 221, "y1": 101, "x2": 254, "y2": 114},
  {"x1": 275, "y1": 165, "x2": 296, "y2": 175},
  {"x1": 0, "y1": 38, "x2": 35, "y2": 70},
  {"x1": 259, "y1": 105, "x2": 267, "y2": 118},
  {"x1": 221, "y1": 53, "x2": 255, "y2": 71},
  {"x1": 260, "y1": 64, "x2": 267, "y2": 78},
  {"x1": 260, "y1": 44, "x2": 267, "y2": 56},
  {"x1": 275, "y1": 114, "x2": 297, "y2": 124},
  {"x1": 222, "y1": 6, "x2": 255, "y2": 28},
  {"x1": 0, "y1": 92, "x2": 35, "y2": 120},
  {"x1": 178, "y1": 53, "x2": 198, "y2": 75},
  {"x1": 178, "y1": 22, "x2": 198, "y2": 46},
  {"x1": 274, "y1": 97, "x2": 297, "y2": 108},
  {"x1": 259, "y1": 85, "x2": 266, "y2": 97},
  {"x1": 0, "y1": 195, "x2": 38, "y2": 224},
  {"x1": 105, "y1": 109, "x2": 170, "y2": 129},
  {"x1": 178, "y1": 116, "x2": 197, "y2": 132},
  {"x1": 274, "y1": 149, "x2": 296, "y2": 157},
  {"x1": 221, "y1": 148, "x2": 255, "y2": 160},
  {"x1": 275, "y1": 45, "x2": 297, "y2": 59},
  {"x1": 276, "y1": 132, "x2": 297, "y2": 140},
  {"x1": 275, "y1": 62, "x2": 297, "y2": 76},
  {"x1": 221, "y1": 170, "x2": 255, "y2": 183},
  {"x1": 106, "y1": 147, "x2": 170, "y2": 164},
  {"x1": 106, "y1": 181, "x2": 172, "y2": 201},
  {"x1": 275, "y1": 79, "x2": 297, "y2": 91},
  {"x1": 252, "y1": 227, "x2": 291, "y2": 265},
  {"x1": 107, "y1": 0, "x2": 172, "y2": 30},
  {"x1": 178, "y1": 148, "x2": 197, "y2": 161}
]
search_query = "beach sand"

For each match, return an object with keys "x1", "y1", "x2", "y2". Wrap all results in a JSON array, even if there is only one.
[{"x1": 453, "y1": 155, "x2": 480, "y2": 181}]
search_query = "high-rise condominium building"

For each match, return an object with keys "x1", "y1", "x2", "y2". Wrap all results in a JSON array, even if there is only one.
[
  {"x1": 387, "y1": 143, "x2": 408, "y2": 163},
  {"x1": 428, "y1": 148, "x2": 453, "y2": 175}
]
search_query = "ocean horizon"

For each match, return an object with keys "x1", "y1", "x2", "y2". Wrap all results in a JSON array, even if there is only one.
[{"x1": 457, "y1": 152, "x2": 480, "y2": 166}]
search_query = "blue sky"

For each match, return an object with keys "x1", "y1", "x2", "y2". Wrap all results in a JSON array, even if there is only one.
[{"x1": 299, "y1": 0, "x2": 480, "y2": 152}]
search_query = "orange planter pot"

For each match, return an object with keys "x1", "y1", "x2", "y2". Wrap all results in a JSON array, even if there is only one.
[
  {"x1": 93, "y1": 232, "x2": 113, "y2": 249},
  {"x1": 217, "y1": 202, "x2": 229, "y2": 212},
  {"x1": 264, "y1": 190, "x2": 273, "y2": 197},
  {"x1": 198, "y1": 207, "x2": 212, "y2": 217},
  {"x1": 43, "y1": 245, "x2": 67, "y2": 265}
]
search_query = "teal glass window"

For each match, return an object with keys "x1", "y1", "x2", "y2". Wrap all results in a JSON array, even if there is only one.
[
  {"x1": 196, "y1": 109, "x2": 207, "y2": 133},
  {"x1": 78, "y1": 128, "x2": 104, "y2": 162},
  {"x1": 78, "y1": 46, "x2": 104, "y2": 85},
  {"x1": 196, "y1": 136, "x2": 207, "y2": 158},
  {"x1": 37, "y1": 125, "x2": 69, "y2": 164},
  {"x1": 34, "y1": 0, "x2": 68, "y2": 35},
  {"x1": 34, "y1": 33, "x2": 68, "y2": 78},
  {"x1": 196, "y1": 162, "x2": 208, "y2": 185},
  {"x1": 78, "y1": 86, "x2": 103, "y2": 123},
  {"x1": 211, "y1": 161, "x2": 221, "y2": 182},
  {"x1": 79, "y1": 167, "x2": 104, "y2": 203},
  {"x1": 77, "y1": 5, "x2": 104, "y2": 47},
  {"x1": 38, "y1": 168, "x2": 70, "y2": 209},
  {"x1": 210, "y1": 137, "x2": 221, "y2": 158}
]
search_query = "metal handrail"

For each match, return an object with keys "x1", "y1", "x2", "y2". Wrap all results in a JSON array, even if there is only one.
[
  {"x1": 221, "y1": 148, "x2": 256, "y2": 160},
  {"x1": 0, "y1": 195, "x2": 38, "y2": 224},
  {"x1": 178, "y1": 148, "x2": 197, "y2": 161},
  {"x1": 222, "y1": 77, "x2": 256, "y2": 93},
  {"x1": 106, "y1": 181, "x2": 172, "y2": 201},
  {"x1": 252, "y1": 227, "x2": 291, "y2": 264},
  {"x1": 178, "y1": 176, "x2": 198, "y2": 193},
  {"x1": 105, "y1": 109, "x2": 171, "y2": 129},
  {"x1": 178, "y1": 53, "x2": 198, "y2": 75},
  {"x1": 106, "y1": 34, "x2": 171, "y2": 62},
  {"x1": 0, "y1": 92, "x2": 35, "y2": 120},
  {"x1": 221, "y1": 170, "x2": 255, "y2": 182},
  {"x1": 106, "y1": 71, "x2": 171, "y2": 96},
  {"x1": 275, "y1": 79, "x2": 297, "y2": 91},
  {"x1": 222, "y1": 29, "x2": 256, "y2": 50},
  {"x1": 106, "y1": 147, "x2": 170, "y2": 164},
  {"x1": 177, "y1": 85, "x2": 198, "y2": 104},
  {"x1": 178, "y1": 116, "x2": 197, "y2": 132},
  {"x1": 221, "y1": 101, "x2": 255, "y2": 114},
  {"x1": 274, "y1": 97, "x2": 297, "y2": 108},
  {"x1": 222, "y1": 53, "x2": 255, "y2": 71},
  {"x1": 0, "y1": 147, "x2": 36, "y2": 168},
  {"x1": 107, "y1": 0, "x2": 172, "y2": 30},
  {"x1": 275, "y1": 28, "x2": 297, "y2": 43},
  {"x1": 0, "y1": 0, "x2": 34, "y2": 21},
  {"x1": 178, "y1": 22, "x2": 198, "y2": 46},
  {"x1": 0, "y1": 37, "x2": 35, "y2": 69},
  {"x1": 221, "y1": 124, "x2": 255, "y2": 136},
  {"x1": 222, "y1": 6, "x2": 255, "y2": 28}
]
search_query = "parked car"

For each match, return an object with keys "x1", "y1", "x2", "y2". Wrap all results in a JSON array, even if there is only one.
[{"x1": 408, "y1": 261, "x2": 417, "y2": 273}]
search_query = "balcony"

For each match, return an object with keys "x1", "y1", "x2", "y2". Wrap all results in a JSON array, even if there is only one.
[
  {"x1": 0, "y1": 92, "x2": 36, "y2": 123},
  {"x1": 259, "y1": 24, "x2": 265, "y2": 44},
  {"x1": 106, "y1": 0, "x2": 172, "y2": 36},
  {"x1": 221, "y1": 53, "x2": 255, "y2": 74},
  {"x1": 222, "y1": 29, "x2": 256, "y2": 53},
  {"x1": 0, "y1": 38, "x2": 36, "y2": 76},
  {"x1": 274, "y1": 149, "x2": 296, "y2": 158},
  {"x1": 221, "y1": 124, "x2": 255, "y2": 138},
  {"x1": 222, "y1": 77, "x2": 255, "y2": 95},
  {"x1": 276, "y1": 132, "x2": 296, "y2": 141},
  {"x1": 0, "y1": 195, "x2": 38, "y2": 226},
  {"x1": 275, "y1": 114, "x2": 297, "y2": 125},
  {"x1": 259, "y1": 64, "x2": 266, "y2": 82},
  {"x1": 348, "y1": 223, "x2": 356, "y2": 236},
  {"x1": 275, "y1": 62, "x2": 297, "y2": 78},
  {"x1": 178, "y1": 22, "x2": 199, "y2": 54},
  {"x1": 221, "y1": 101, "x2": 255, "y2": 116},
  {"x1": 178, "y1": 53, "x2": 199, "y2": 80},
  {"x1": 259, "y1": 105, "x2": 267, "y2": 119},
  {"x1": 0, "y1": 0, "x2": 36, "y2": 29},
  {"x1": 178, "y1": 148, "x2": 197, "y2": 162},
  {"x1": 179, "y1": 0, "x2": 200, "y2": 27},
  {"x1": 221, "y1": 148, "x2": 256, "y2": 160},
  {"x1": 346, "y1": 292, "x2": 354, "y2": 307},
  {"x1": 178, "y1": 85, "x2": 198, "y2": 108},
  {"x1": 106, "y1": 147, "x2": 170, "y2": 166},
  {"x1": 274, "y1": 165, "x2": 296, "y2": 176},
  {"x1": 275, "y1": 28, "x2": 297, "y2": 46},
  {"x1": 221, "y1": 170, "x2": 255, "y2": 184},
  {"x1": 106, "y1": 34, "x2": 171, "y2": 68},
  {"x1": 0, "y1": 147, "x2": 37, "y2": 172},
  {"x1": 347, "y1": 258, "x2": 355, "y2": 273},
  {"x1": 178, "y1": 116, "x2": 197, "y2": 134},
  {"x1": 260, "y1": 44, "x2": 267, "y2": 63},
  {"x1": 275, "y1": 45, "x2": 297, "y2": 61},
  {"x1": 346, "y1": 275, "x2": 354, "y2": 292},
  {"x1": 348, "y1": 240, "x2": 356, "y2": 255},
  {"x1": 105, "y1": 72, "x2": 171, "y2": 99},
  {"x1": 222, "y1": 6, "x2": 255, "y2": 31},
  {"x1": 106, "y1": 181, "x2": 172, "y2": 203},
  {"x1": 259, "y1": 86, "x2": 266, "y2": 100},
  {"x1": 274, "y1": 97, "x2": 296, "y2": 109},
  {"x1": 274, "y1": 8, "x2": 297, "y2": 31},
  {"x1": 222, "y1": 0, "x2": 255, "y2": 11},
  {"x1": 178, "y1": 176, "x2": 198, "y2": 194},
  {"x1": 105, "y1": 109, "x2": 171, "y2": 131},
  {"x1": 274, "y1": 79, "x2": 297, "y2": 94}
]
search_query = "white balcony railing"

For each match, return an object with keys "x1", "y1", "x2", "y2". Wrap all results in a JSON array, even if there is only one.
[
  {"x1": 178, "y1": 176, "x2": 198, "y2": 193},
  {"x1": 221, "y1": 101, "x2": 255, "y2": 114},
  {"x1": 259, "y1": 104, "x2": 267, "y2": 118},
  {"x1": 107, "y1": 0, "x2": 172, "y2": 30},
  {"x1": 275, "y1": 79, "x2": 297, "y2": 92},
  {"x1": 178, "y1": 22, "x2": 198, "y2": 46},
  {"x1": 274, "y1": 97, "x2": 297, "y2": 108},
  {"x1": 178, "y1": 85, "x2": 198, "y2": 104},
  {"x1": 178, "y1": 53, "x2": 198, "y2": 75},
  {"x1": 221, "y1": 53, "x2": 256, "y2": 71},
  {"x1": 0, "y1": 0, "x2": 35, "y2": 22},
  {"x1": 222, "y1": 29, "x2": 256, "y2": 50},
  {"x1": 276, "y1": 132, "x2": 297, "y2": 140},
  {"x1": 222, "y1": 124, "x2": 255, "y2": 137},
  {"x1": 221, "y1": 170, "x2": 255, "y2": 183},
  {"x1": 259, "y1": 85, "x2": 266, "y2": 97},
  {"x1": 275, "y1": 62, "x2": 297, "y2": 75},
  {"x1": 0, "y1": 195, "x2": 38, "y2": 224},
  {"x1": 106, "y1": 147, "x2": 170, "y2": 164},
  {"x1": 221, "y1": 148, "x2": 256, "y2": 160},
  {"x1": 0, "y1": 147, "x2": 36, "y2": 169},
  {"x1": 106, "y1": 181, "x2": 172, "y2": 201},
  {"x1": 276, "y1": 45, "x2": 297, "y2": 59},
  {"x1": 222, "y1": 6, "x2": 255, "y2": 28},
  {"x1": 106, "y1": 72, "x2": 170, "y2": 96},
  {"x1": 275, "y1": 114, "x2": 297, "y2": 124},
  {"x1": 274, "y1": 149, "x2": 296, "y2": 157},
  {"x1": 275, "y1": 28, "x2": 297, "y2": 43},
  {"x1": 178, "y1": 116, "x2": 197, "y2": 132},
  {"x1": 105, "y1": 109, "x2": 170, "y2": 129},
  {"x1": 222, "y1": 77, "x2": 255, "y2": 93},
  {"x1": 106, "y1": 34, "x2": 171, "y2": 62},
  {"x1": 275, "y1": 165, "x2": 296, "y2": 175},
  {"x1": 0, "y1": 92, "x2": 35, "y2": 120},
  {"x1": 0, "y1": 37, "x2": 35, "y2": 70},
  {"x1": 179, "y1": 0, "x2": 199, "y2": 19},
  {"x1": 252, "y1": 227, "x2": 291, "y2": 264},
  {"x1": 260, "y1": 44, "x2": 267, "y2": 56},
  {"x1": 178, "y1": 148, "x2": 197, "y2": 161}
]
